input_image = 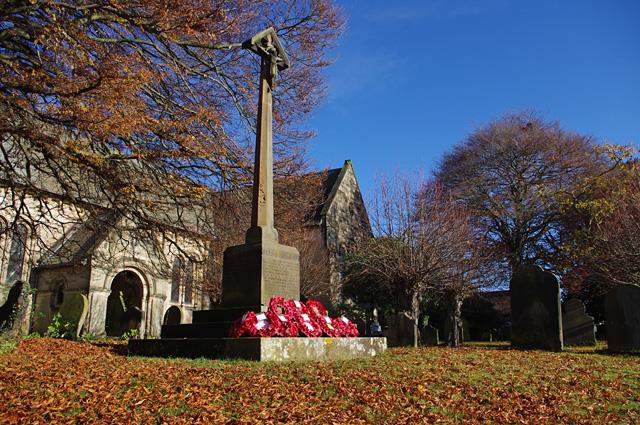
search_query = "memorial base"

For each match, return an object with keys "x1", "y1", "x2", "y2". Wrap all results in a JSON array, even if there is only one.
[
  {"x1": 221, "y1": 239, "x2": 300, "y2": 308},
  {"x1": 129, "y1": 337, "x2": 387, "y2": 362}
]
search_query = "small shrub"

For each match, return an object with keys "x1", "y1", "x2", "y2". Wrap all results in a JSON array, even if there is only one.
[
  {"x1": 0, "y1": 339, "x2": 16, "y2": 355},
  {"x1": 46, "y1": 312, "x2": 73, "y2": 339},
  {"x1": 79, "y1": 332, "x2": 101, "y2": 342},
  {"x1": 120, "y1": 329, "x2": 139, "y2": 341}
]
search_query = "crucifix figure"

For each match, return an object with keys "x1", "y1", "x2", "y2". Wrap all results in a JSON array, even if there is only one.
[{"x1": 242, "y1": 28, "x2": 290, "y2": 244}]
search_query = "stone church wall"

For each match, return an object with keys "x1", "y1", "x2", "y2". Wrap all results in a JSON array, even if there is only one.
[{"x1": 323, "y1": 163, "x2": 371, "y2": 305}]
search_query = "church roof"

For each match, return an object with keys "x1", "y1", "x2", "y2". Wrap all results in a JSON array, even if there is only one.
[
  {"x1": 307, "y1": 165, "x2": 342, "y2": 223},
  {"x1": 37, "y1": 212, "x2": 117, "y2": 267},
  {"x1": 32, "y1": 160, "x2": 361, "y2": 267}
]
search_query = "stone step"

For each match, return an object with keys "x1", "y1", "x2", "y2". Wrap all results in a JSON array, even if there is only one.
[
  {"x1": 128, "y1": 337, "x2": 388, "y2": 361},
  {"x1": 161, "y1": 322, "x2": 234, "y2": 339},
  {"x1": 192, "y1": 306, "x2": 262, "y2": 324}
]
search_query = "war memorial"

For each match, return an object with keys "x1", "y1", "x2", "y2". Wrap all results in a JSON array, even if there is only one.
[{"x1": 129, "y1": 28, "x2": 385, "y2": 361}]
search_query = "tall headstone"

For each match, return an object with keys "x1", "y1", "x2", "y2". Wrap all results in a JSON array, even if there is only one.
[
  {"x1": 58, "y1": 293, "x2": 89, "y2": 339},
  {"x1": 606, "y1": 284, "x2": 640, "y2": 353},
  {"x1": 386, "y1": 313, "x2": 418, "y2": 347},
  {"x1": 421, "y1": 324, "x2": 439, "y2": 346},
  {"x1": 510, "y1": 265, "x2": 563, "y2": 351},
  {"x1": 562, "y1": 299, "x2": 596, "y2": 346},
  {"x1": 221, "y1": 28, "x2": 299, "y2": 311},
  {"x1": 0, "y1": 281, "x2": 23, "y2": 331}
]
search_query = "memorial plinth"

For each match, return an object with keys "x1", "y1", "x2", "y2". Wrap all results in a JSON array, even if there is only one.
[
  {"x1": 221, "y1": 240, "x2": 300, "y2": 310},
  {"x1": 129, "y1": 337, "x2": 387, "y2": 362}
]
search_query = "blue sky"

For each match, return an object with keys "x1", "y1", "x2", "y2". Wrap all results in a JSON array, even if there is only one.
[{"x1": 307, "y1": 0, "x2": 640, "y2": 199}]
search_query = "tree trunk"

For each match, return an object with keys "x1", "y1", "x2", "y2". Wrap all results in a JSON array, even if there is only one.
[
  {"x1": 410, "y1": 291, "x2": 420, "y2": 347},
  {"x1": 445, "y1": 290, "x2": 462, "y2": 347}
]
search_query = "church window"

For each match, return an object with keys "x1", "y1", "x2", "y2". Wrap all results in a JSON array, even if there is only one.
[
  {"x1": 0, "y1": 219, "x2": 7, "y2": 276},
  {"x1": 171, "y1": 258, "x2": 181, "y2": 303},
  {"x1": 6, "y1": 224, "x2": 28, "y2": 284},
  {"x1": 184, "y1": 260, "x2": 194, "y2": 305},
  {"x1": 51, "y1": 282, "x2": 65, "y2": 309}
]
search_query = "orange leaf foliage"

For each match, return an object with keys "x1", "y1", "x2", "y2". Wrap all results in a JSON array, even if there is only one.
[{"x1": 1, "y1": 338, "x2": 639, "y2": 424}]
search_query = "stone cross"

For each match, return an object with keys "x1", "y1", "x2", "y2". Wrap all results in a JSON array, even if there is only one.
[
  {"x1": 242, "y1": 28, "x2": 290, "y2": 244},
  {"x1": 215, "y1": 28, "x2": 299, "y2": 310}
]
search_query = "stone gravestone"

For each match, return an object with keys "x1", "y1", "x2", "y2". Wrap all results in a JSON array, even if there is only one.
[
  {"x1": 58, "y1": 293, "x2": 89, "y2": 339},
  {"x1": 511, "y1": 265, "x2": 563, "y2": 351},
  {"x1": 606, "y1": 284, "x2": 640, "y2": 353},
  {"x1": 562, "y1": 299, "x2": 596, "y2": 346},
  {"x1": 0, "y1": 281, "x2": 22, "y2": 329},
  {"x1": 421, "y1": 324, "x2": 439, "y2": 346},
  {"x1": 0, "y1": 281, "x2": 24, "y2": 331},
  {"x1": 353, "y1": 318, "x2": 366, "y2": 336},
  {"x1": 386, "y1": 313, "x2": 418, "y2": 347}
]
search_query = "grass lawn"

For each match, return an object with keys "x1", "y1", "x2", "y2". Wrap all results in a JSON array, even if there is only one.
[{"x1": 0, "y1": 338, "x2": 639, "y2": 424}]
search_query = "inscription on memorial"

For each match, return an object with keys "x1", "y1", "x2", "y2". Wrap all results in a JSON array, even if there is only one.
[
  {"x1": 263, "y1": 254, "x2": 299, "y2": 301},
  {"x1": 221, "y1": 242, "x2": 300, "y2": 308}
]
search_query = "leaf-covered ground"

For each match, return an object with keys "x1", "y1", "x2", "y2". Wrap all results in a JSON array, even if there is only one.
[{"x1": 0, "y1": 338, "x2": 639, "y2": 424}]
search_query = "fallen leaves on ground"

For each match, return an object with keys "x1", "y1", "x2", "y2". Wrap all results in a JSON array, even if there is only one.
[{"x1": 1, "y1": 338, "x2": 639, "y2": 424}]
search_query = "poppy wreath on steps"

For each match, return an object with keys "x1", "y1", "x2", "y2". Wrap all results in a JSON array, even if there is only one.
[
  {"x1": 228, "y1": 311, "x2": 256, "y2": 337},
  {"x1": 287, "y1": 299, "x2": 322, "y2": 337},
  {"x1": 266, "y1": 296, "x2": 299, "y2": 337},
  {"x1": 228, "y1": 311, "x2": 274, "y2": 337},
  {"x1": 305, "y1": 299, "x2": 341, "y2": 337},
  {"x1": 334, "y1": 316, "x2": 359, "y2": 337}
]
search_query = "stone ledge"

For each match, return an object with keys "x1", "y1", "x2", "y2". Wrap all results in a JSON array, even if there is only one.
[{"x1": 128, "y1": 337, "x2": 386, "y2": 362}]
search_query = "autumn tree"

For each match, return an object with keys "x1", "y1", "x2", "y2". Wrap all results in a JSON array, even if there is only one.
[
  {"x1": 435, "y1": 112, "x2": 603, "y2": 280},
  {"x1": 0, "y1": 0, "x2": 343, "y2": 249},
  {"x1": 560, "y1": 151, "x2": 640, "y2": 295},
  {"x1": 346, "y1": 173, "x2": 487, "y2": 347}
]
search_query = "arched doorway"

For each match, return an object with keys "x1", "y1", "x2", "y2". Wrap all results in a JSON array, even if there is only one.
[
  {"x1": 163, "y1": 306, "x2": 182, "y2": 325},
  {"x1": 105, "y1": 270, "x2": 144, "y2": 337}
]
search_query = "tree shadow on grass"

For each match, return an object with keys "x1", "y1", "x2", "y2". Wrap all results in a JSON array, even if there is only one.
[
  {"x1": 565, "y1": 346, "x2": 640, "y2": 357},
  {"x1": 460, "y1": 341, "x2": 512, "y2": 350},
  {"x1": 89, "y1": 340, "x2": 129, "y2": 356}
]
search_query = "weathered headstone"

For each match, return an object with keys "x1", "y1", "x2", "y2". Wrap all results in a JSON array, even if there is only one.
[
  {"x1": 352, "y1": 318, "x2": 366, "y2": 336},
  {"x1": 562, "y1": 299, "x2": 596, "y2": 346},
  {"x1": 105, "y1": 291, "x2": 127, "y2": 337},
  {"x1": 510, "y1": 265, "x2": 563, "y2": 351},
  {"x1": 443, "y1": 318, "x2": 465, "y2": 345},
  {"x1": 0, "y1": 281, "x2": 24, "y2": 331},
  {"x1": 386, "y1": 313, "x2": 418, "y2": 347},
  {"x1": 58, "y1": 293, "x2": 89, "y2": 339},
  {"x1": 421, "y1": 324, "x2": 439, "y2": 346},
  {"x1": 606, "y1": 284, "x2": 640, "y2": 353},
  {"x1": 369, "y1": 319, "x2": 382, "y2": 336}
]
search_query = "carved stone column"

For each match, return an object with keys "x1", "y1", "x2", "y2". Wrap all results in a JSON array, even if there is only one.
[{"x1": 220, "y1": 28, "x2": 299, "y2": 311}]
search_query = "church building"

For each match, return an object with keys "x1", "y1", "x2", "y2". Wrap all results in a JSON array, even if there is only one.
[{"x1": 0, "y1": 160, "x2": 370, "y2": 338}]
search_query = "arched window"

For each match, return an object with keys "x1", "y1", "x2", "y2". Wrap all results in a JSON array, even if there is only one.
[
  {"x1": 0, "y1": 219, "x2": 7, "y2": 276},
  {"x1": 6, "y1": 224, "x2": 28, "y2": 284},
  {"x1": 50, "y1": 282, "x2": 65, "y2": 309},
  {"x1": 170, "y1": 258, "x2": 181, "y2": 303},
  {"x1": 184, "y1": 260, "x2": 194, "y2": 305},
  {"x1": 163, "y1": 306, "x2": 181, "y2": 325}
]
